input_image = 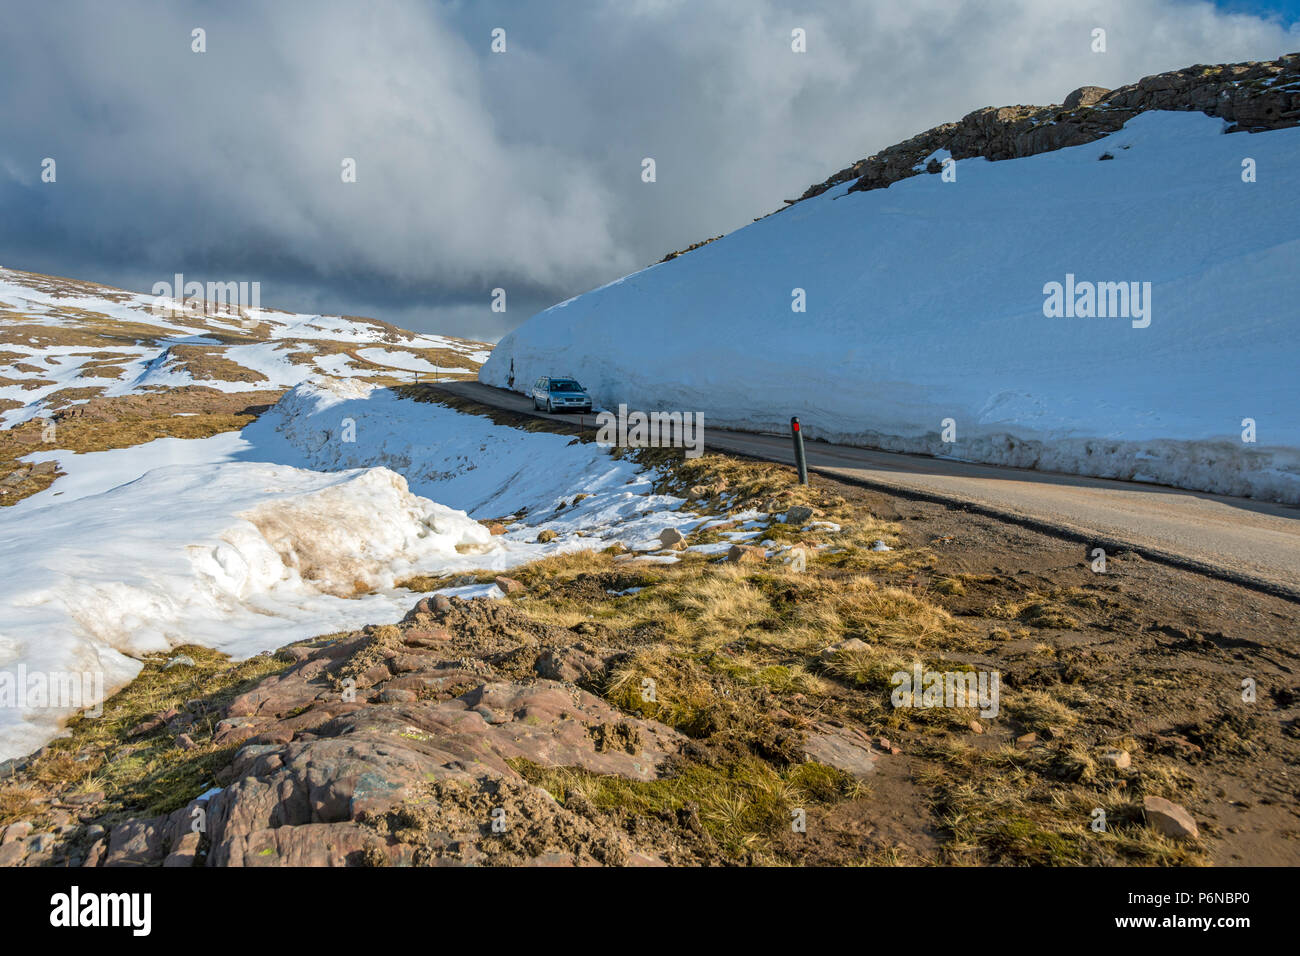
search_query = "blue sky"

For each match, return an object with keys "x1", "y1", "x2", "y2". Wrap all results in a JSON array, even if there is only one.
[
  {"x1": 1, "y1": 0, "x2": 1297, "y2": 340},
  {"x1": 1215, "y1": 0, "x2": 1300, "y2": 20}
]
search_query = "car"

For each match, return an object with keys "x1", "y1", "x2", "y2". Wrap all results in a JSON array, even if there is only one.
[{"x1": 531, "y1": 376, "x2": 593, "y2": 413}]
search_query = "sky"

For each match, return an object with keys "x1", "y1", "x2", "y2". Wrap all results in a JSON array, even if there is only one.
[{"x1": 1, "y1": 0, "x2": 1297, "y2": 341}]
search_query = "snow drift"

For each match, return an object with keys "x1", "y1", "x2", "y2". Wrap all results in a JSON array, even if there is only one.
[
  {"x1": 0, "y1": 378, "x2": 699, "y2": 760},
  {"x1": 0, "y1": 462, "x2": 490, "y2": 760},
  {"x1": 482, "y1": 112, "x2": 1300, "y2": 503}
]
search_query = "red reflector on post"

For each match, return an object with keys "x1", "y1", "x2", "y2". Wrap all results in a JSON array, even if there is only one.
[{"x1": 790, "y1": 417, "x2": 808, "y2": 485}]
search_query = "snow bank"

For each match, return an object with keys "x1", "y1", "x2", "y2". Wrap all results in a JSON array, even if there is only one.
[
  {"x1": 0, "y1": 462, "x2": 494, "y2": 760},
  {"x1": 0, "y1": 379, "x2": 703, "y2": 759},
  {"x1": 481, "y1": 111, "x2": 1300, "y2": 503},
  {"x1": 239, "y1": 377, "x2": 698, "y2": 541}
]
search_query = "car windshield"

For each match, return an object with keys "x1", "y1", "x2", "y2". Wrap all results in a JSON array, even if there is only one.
[{"x1": 550, "y1": 380, "x2": 583, "y2": 392}]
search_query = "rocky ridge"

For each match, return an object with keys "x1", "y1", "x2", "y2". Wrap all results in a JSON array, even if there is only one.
[
  {"x1": 798, "y1": 53, "x2": 1300, "y2": 203},
  {"x1": 656, "y1": 52, "x2": 1300, "y2": 262}
]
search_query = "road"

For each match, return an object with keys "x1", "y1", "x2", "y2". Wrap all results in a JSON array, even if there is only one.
[{"x1": 428, "y1": 380, "x2": 1300, "y2": 601}]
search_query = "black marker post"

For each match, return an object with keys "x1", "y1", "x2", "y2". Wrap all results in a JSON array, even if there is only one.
[{"x1": 791, "y1": 416, "x2": 808, "y2": 485}]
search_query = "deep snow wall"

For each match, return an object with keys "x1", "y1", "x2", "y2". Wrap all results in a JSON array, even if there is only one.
[{"x1": 482, "y1": 112, "x2": 1300, "y2": 503}]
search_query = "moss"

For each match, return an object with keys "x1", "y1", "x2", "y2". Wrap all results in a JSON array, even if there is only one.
[
  {"x1": 5, "y1": 637, "x2": 343, "y2": 823},
  {"x1": 511, "y1": 755, "x2": 861, "y2": 861}
]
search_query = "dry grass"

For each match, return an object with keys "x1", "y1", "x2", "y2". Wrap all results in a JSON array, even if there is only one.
[
  {"x1": 0, "y1": 388, "x2": 282, "y2": 505},
  {"x1": 918, "y1": 738, "x2": 1206, "y2": 865}
]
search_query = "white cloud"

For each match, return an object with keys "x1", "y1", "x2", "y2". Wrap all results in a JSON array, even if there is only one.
[{"x1": 0, "y1": 0, "x2": 1294, "y2": 338}]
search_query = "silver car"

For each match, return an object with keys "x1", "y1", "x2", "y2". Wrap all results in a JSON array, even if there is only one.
[{"x1": 531, "y1": 376, "x2": 593, "y2": 413}]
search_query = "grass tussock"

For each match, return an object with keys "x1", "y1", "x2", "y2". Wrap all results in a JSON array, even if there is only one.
[{"x1": 512, "y1": 756, "x2": 863, "y2": 860}]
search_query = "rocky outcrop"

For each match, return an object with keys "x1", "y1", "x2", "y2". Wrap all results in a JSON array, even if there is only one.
[
  {"x1": 656, "y1": 54, "x2": 1300, "y2": 262},
  {"x1": 772, "y1": 54, "x2": 1300, "y2": 213},
  {"x1": 7, "y1": 597, "x2": 694, "y2": 868}
]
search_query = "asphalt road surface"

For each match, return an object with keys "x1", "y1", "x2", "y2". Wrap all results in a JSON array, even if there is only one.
[{"x1": 429, "y1": 380, "x2": 1300, "y2": 601}]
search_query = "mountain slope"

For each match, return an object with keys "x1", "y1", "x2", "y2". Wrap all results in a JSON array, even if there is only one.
[
  {"x1": 482, "y1": 56, "x2": 1300, "y2": 503},
  {"x1": 0, "y1": 266, "x2": 492, "y2": 503}
]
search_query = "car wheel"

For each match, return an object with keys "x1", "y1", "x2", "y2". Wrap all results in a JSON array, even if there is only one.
[{"x1": 546, "y1": 399, "x2": 554, "y2": 413}]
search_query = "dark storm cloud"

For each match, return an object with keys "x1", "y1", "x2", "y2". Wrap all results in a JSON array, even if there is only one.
[{"x1": 0, "y1": 0, "x2": 1295, "y2": 339}]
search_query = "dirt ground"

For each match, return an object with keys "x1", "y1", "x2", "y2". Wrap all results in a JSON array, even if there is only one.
[{"x1": 826, "y1": 474, "x2": 1299, "y2": 865}]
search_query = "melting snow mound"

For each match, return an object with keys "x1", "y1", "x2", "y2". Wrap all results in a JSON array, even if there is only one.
[{"x1": 0, "y1": 461, "x2": 492, "y2": 761}]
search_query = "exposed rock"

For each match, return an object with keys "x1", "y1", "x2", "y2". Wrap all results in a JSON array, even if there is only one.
[
  {"x1": 1015, "y1": 732, "x2": 1039, "y2": 749},
  {"x1": 163, "y1": 831, "x2": 202, "y2": 867},
  {"x1": 658, "y1": 527, "x2": 686, "y2": 549},
  {"x1": 726, "y1": 544, "x2": 767, "y2": 564},
  {"x1": 1098, "y1": 748, "x2": 1132, "y2": 769},
  {"x1": 82, "y1": 839, "x2": 106, "y2": 867},
  {"x1": 1063, "y1": 85, "x2": 1111, "y2": 110},
  {"x1": 493, "y1": 575, "x2": 525, "y2": 595},
  {"x1": 778, "y1": 54, "x2": 1300, "y2": 214},
  {"x1": 127, "y1": 713, "x2": 168, "y2": 738},
  {"x1": 164, "y1": 655, "x2": 196, "y2": 670},
  {"x1": 969, "y1": 719, "x2": 985, "y2": 734},
  {"x1": 403, "y1": 627, "x2": 452, "y2": 648},
  {"x1": 783, "y1": 505, "x2": 815, "y2": 525},
  {"x1": 46, "y1": 595, "x2": 692, "y2": 868},
  {"x1": 820, "y1": 637, "x2": 871, "y2": 661},
  {"x1": 1, "y1": 820, "x2": 33, "y2": 844},
  {"x1": 0, "y1": 841, "x2": 26, "y2": 866},
  {"x1": 103, "y1": 816, "x2": 171, "y2": 866},
  {"x1": 1143, "y1": 796, "x2": 1199, "y2": 840},
  {"x1": 803, "y1": 724, "x2": 877, "y2": 779},
  {"x1": 535, "y1": 646, "x2": 604, "y2": 683}
]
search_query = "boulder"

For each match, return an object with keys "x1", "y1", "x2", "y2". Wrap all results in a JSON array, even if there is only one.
[
  {"x1": 783, "y1": 505, "x2": 815, "y2": 525},
  {"x1": 726, "y1": 544, "x2": 767, "y2": 564},
  {"x1": 1062, "y1": 85, "x2": 1111, "y2": 109},
  {"x1": 1097, "y1": 748, "x2": 1132, "y2": 770},
  {"x1": 163, "y1": 831, "x2": 201, "y2": 867},
  {"x1": 658, "y1": 528, "x2": 686, "y2": 549},
  {"x1": 1143, "y1": 796, "x2": 1199, "y2": 840}
]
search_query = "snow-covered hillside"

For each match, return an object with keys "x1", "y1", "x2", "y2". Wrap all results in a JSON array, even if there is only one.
[
  {"x1": 0, "y1": 267, "x2": 491, "y2": 427},
  {"x1": 482, "y1": 111, "x2": 1300, "y2": 503}
]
